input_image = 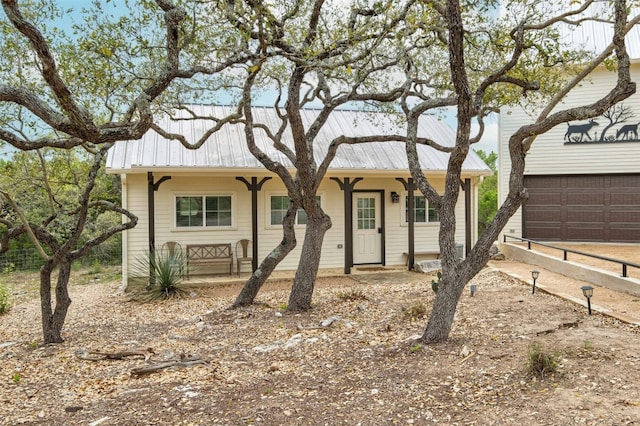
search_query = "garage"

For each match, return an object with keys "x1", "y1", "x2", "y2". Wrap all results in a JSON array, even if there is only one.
[{"x1": 523, "y1": 174, "x2": 640, "y2": 242}]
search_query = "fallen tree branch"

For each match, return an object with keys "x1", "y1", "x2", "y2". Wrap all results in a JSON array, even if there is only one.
[
  {"x1": 130, "y1": 356, "x2": 214, "y2": 376},
  {"x1": 76, "y1": 348, "x2": 155, "y2": 361}
]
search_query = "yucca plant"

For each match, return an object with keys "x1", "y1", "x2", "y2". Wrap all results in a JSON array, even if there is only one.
[{"x1": 129, "y1": 247, "x2": 187, "y2": 301}]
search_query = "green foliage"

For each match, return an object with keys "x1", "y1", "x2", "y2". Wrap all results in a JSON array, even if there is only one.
[
  {"x1": 12, "y1": 373, "x2": 20, "y2": 384},
  {"x1": 410, "y1": 343, "x2": 422, "y2": 353},
  {"x1": 0, "y1": 148, "x2": 122, "y2": 260},
  {"x1": 129, "y1": 248, "x2": 187, "y2": 302},
  {"x1": 336, "y1": 288, "x2": 368, "y2": 302},
  {"x1": 0, "y1": 283, "x2": 11, "y2": 314},
  {"x1": 431, "y1": 271, "x2": 442, "y2": 294},
  {"x1": 476, "y1": 150, "x2": 498, "y2": 236},
  {"x1": 526, "y1": 342, "x2": 562, "y2": 378}
]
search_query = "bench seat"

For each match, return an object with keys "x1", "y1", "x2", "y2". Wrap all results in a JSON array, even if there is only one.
[
  {"x1": 186, "y1": 244, "x2": 233, "y2": 277},
  {"x1": 402, "y1": 250, "x2": 440, "y2": 266}
]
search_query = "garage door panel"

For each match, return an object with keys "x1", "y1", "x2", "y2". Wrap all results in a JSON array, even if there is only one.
[
  {"x1": 524, "y1": 209, "x2": 561, "y2": 221},
  {"x1": 567, "y1": 193, "x2": 604, "y2": 205},
  {"x1": 610, "y1": 193, "x2": 640, "y2": 205},
  {"x1": 523, "y1": 174, "x2": 640, "y2": 243},
  {"x1": 566, "y1": 210, "x2": 604, "y2": 222},
  {"x1": 526, "y1": 177, "x2": 563, "y2": 188},
  {"x1": 610, "y1": 228, "x2": 640, "y2": 241},
  {"x1": 567, "y1": 227, "x2": 605, "y2": 241},
  {"x1": 525, "y1": 225, "x2": 562, "y2": 240},
  {"x1": 527, "y1": 192, "x2": 562, "y2": 205},
  {"x1": 610, "y1": 210, "x2": 640, "y2": 222},
  {"x1": 567, "y1": 175, "x2": 605, "y2": 188}
]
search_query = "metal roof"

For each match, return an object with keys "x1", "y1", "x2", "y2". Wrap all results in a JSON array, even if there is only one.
[{"x1": 106, "y1": 105, "x2": 491, "y2": 175}]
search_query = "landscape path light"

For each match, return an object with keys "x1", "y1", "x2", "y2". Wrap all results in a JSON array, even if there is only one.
[
  {"x1": 470, "y1": 284, "x2": 477, "y2": 297},
  {"x1": 531, "y1": 270, "x2": 540, "y2": 294},
  {"x1": 581, "y1": 285, "x2": 594, "y2": 315}
]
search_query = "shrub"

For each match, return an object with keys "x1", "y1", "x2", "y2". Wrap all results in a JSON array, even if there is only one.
[
  {"x1": 129, "y1": 248, "x2": 187, "y2": 301},
  {"x1": 0, "y1": 283, "x2": 11, "y2": 314},
  {"x1": 402, "y1": 301, "x2": 428, "y2": 321},
  {"x1": 336, "y1": 288, "x2": 368, "y2": 302},
  {"x1": 526, "y1": 341, "x2": 562, "y2": 378}
]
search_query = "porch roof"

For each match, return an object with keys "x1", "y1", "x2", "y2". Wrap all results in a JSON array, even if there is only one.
[{"x1": 106, "y1": 106, "x2": 491, "y2": 175}]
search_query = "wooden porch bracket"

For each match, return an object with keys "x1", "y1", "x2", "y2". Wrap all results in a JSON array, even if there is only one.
[
  {"x1": 147, "y1": 172, "x2": 172, "y2": 285},
  {"x1": 236, "y1": 176, "x2": 272, "y2": 272},
  {"x1": 396, "y1": 178, "x2": 416, "y2": 270},
  {"x1": 331, "y1": 177, "x2": 363, "y2": 275}
]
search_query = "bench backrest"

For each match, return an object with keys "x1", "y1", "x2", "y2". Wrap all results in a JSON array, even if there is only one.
[{"x1": 186, "y1": 244, "x2": 232, "y2": 260}]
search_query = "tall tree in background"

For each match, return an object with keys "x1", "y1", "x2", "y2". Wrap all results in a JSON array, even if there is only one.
[{"x1": 0, "y1": 0, "x2": 249, "y2": 342}]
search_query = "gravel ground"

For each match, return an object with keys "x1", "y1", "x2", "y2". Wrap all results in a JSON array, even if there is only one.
[{"x1": 1, "y1": 266, "x2": 640, "y2": 425}]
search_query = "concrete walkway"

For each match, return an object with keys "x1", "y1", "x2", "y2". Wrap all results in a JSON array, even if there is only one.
[{"x1": 488, "y1": 259, "x2": 640, "y2": 326}]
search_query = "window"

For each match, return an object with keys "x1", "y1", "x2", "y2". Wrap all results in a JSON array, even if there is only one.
[
  {"x1": 270, "y1": 195, "x2": 321, "y2": 226},
  {"x1": 176, "y1": 195, "x2": 232, "y2": 228},
  {"x1": 405, "y1": 195, "x2": 439, "y2": 223}
]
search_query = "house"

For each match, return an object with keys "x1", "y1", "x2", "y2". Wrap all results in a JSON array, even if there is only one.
[
  {"x1": 498, "y1": 20, "x2": 640, "y2": 244},
  {"x1": 106, "y1": 106, "x2": 491, "y2": 283}
]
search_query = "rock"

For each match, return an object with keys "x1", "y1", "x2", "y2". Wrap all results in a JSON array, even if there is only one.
[
  {"x1": 0, "y1": 341, "x2": 18, "y2": 350},
  {"x1": 415, "y1": 260, "x2": 441, "y2": 273},
  {"x1": 320, "y1": 315, "x2": 340, "y2": 327},
  {"x1": 460, "y1": 345, "x2": 471, "y2": 357},
  {"x1": 275, "y1": 311, "x2": 283, "y2": 317},
  {"x1": 490, "y1": 253, "x2": 506, "y2": 261}
]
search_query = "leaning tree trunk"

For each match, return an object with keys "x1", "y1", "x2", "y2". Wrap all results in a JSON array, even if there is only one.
[
  {"x1": 287, "y1": 211, "x2": 332, "y2": 311},
  {"x1": 40, "y1": 260, "x2": 72, "y2": 344},
  {"x1": 233, "y1": 203, "x2": 298, "y2": 307}
]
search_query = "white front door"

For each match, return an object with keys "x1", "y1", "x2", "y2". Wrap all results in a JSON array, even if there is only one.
[{"x1": 353, "y1": 193, "x2": 382, "y2": 264}]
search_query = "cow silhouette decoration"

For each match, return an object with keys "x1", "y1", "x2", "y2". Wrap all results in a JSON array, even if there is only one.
[
  {"x1": 616, "y1": 122, "x2": 639, "y2": 140},
  {"x1": 564, "y1": 120, "x2": 599, "y2": 142},
  {"x1": 564, "y1": 117, "x2": 640, "y2": 143}
]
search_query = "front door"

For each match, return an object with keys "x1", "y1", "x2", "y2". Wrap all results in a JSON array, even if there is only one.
[{"x1": 353, "y1": 193, "x2": 382, "y2": 264}]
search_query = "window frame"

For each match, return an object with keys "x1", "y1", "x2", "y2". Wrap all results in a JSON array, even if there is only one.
[
  {"x1": 402, "y1": 192, "x2": 439, "y2": 226},
  {"x1": 266, "y1": 192, "x2": 324, "y2": 228},
  {"x1": 173, "y1": 193, "x2": 236, "y2": 230}
]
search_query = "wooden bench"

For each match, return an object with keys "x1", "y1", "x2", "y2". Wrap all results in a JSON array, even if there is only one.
[
  {"x1": 186, "y1": 244, "x2": 233, "y2": 278},
  {"x1": 403, "y1": 250, "x2": 440, "y2": 266}
]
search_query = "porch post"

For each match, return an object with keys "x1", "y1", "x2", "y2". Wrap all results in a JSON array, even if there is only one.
[
  {"x1": 331, "y1": 177, "x2": 363, "y2": 274},
  {"x1": 396, "y1": 178, "x2": 416, "y2": 270},
  {"x1": 147, "y1": 172, "x2": 171, "y2": 285},
  {"x1": 464, "y1": 178, "x2": 471, "y2": 257},
  {"x1": 236, "y1": 176, "x2": 272, "y2": 272}
]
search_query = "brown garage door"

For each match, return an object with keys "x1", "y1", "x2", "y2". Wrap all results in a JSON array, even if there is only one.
[{"x1": 523, "y1": 174, "x2": 640, "y2": 242}]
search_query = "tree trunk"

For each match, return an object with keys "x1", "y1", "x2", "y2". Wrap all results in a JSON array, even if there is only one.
[
  {"x1": 40, "y1": 260, "x2": 72, "y2": 344},
  {"x1": 420, "y1": 271, "x2": 466, "y2": 343},
  {"x1": 287, "y1": 210, "x2": 331, "y2": 311},
  {"x1": 233, "y1": 203, "x2": 298, "y2": 307}
]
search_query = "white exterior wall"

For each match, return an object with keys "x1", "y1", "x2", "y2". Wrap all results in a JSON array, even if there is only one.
[
  {"x1": 498, "y1": 63, "x2": 640, "y2": 239},
  {"x1": 122, "y1": 172, "x2": 473, "y2": 280}
]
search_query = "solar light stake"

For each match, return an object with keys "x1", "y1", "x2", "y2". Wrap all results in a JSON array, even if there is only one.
[
  {"x1": 581, "y1": 285, "x2": 594, "y2": 315},
  {"x1": 531, "y1": 270, "x2": 540, "y2": 294},
  {"x1": 470, "y1": 284, "x2": 477, "y2": 297}
]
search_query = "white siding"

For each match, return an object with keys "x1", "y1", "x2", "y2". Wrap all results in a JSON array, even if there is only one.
[
  {"x1": 123, "y1": 172, "x2": 473, "y2": 281},
  {"x1": 498, "y1": 63, "x2": 640, "y2": 239}
]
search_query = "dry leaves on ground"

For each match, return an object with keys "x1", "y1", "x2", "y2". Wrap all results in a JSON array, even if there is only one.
[{"x1": 1, "y1": 267, "x2": 639, "y2": 425}]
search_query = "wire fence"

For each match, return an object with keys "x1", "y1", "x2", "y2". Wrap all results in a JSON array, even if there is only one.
[{"x1": 0, "y1": 245, "x2": 122, "y2": 273}]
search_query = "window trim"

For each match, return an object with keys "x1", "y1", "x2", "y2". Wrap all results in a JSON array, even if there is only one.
[
  {"x1": 265, "y1": 192, "x2": 324, "y2": 229},
  {"x1": 173, "y1": 192, "x2": 236, "y2": 230},
  {"x1": 401, "y1": 192, "x2": 440, "y2": 227}
]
